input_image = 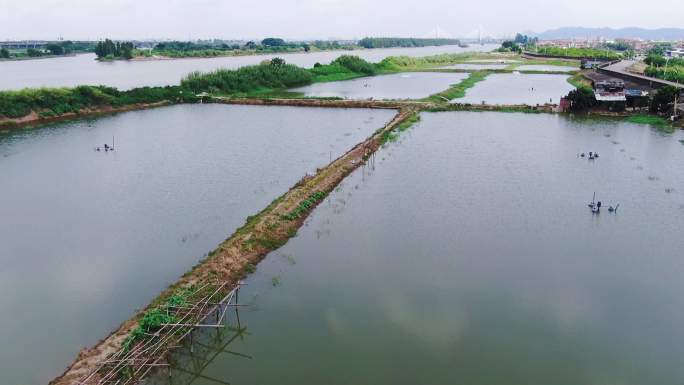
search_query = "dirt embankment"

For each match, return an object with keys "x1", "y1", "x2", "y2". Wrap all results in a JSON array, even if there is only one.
[
  {"x1": 0, "y1": 101, "x2": 173, "y2": 131},
  {"x1": 50, "y1": 106, "x2": 417, "y2": 385}
]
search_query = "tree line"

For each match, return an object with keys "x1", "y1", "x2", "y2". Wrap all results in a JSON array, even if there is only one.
[
  {"x1": 94, "y1": 39, "x2": 135, "y2": 60},
  {"x1": 358, "y1": 37, "x2": 461, "y2": 49}
]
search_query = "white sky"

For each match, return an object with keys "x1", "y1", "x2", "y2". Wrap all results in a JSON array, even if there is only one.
[{"x1": 1, "y1": 0, "x2": 682, "y2": 40}]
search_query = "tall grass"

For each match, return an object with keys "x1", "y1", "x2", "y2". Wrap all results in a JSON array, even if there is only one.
[
  {"x1": 0, "y1": 85, "x2": 195, "y2": 119},
  {"x1": 425, "y1": 71, "x2": 489, "y2": 102},
  {"x1": 626, "y1": 114, "x2": 673, "y2": 132},
  {"x1": 181, "y1": 62, "x2": 313, "y2": 94}
]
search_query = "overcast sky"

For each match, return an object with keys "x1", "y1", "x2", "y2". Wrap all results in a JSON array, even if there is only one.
[{"x1": 1, "y1": 0, "x2": 682, "y2": 41}]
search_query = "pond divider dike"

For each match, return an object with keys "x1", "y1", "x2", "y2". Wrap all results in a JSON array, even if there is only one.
[{"x1": 51, "y1": 102, "x2": 418, "y2": 385}]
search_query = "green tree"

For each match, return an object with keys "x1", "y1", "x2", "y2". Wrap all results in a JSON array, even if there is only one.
[
  {"x1": 262, "y1": 38, "x2": 285, "y2": 47},
  {"x1": 650, "y1": 85, "x2": 680, "y2": 113},
  {"x1": 27, "y1": 48, "x2": 42, "y2": 57},
  {"x1": 0, "y1": 48, "x2": 9, "y2": 59},
  {"x1": 565, "y1": 88, "x2": 597, "y2": 111},
  {"x1": 46, "y1": 44, "x2": 64, "y2": 55}
]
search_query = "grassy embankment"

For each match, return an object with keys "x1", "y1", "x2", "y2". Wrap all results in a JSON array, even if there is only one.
[
  {"x1": 0, "y1": 56, "x2": 382, "y2": 126},
  {"x1": 567, "y1": 71, "x2": 593, "y2": 91},
  {"x1": 424, "y1": 71, "x2": 489, "y2": 103},
  {"x1": 0, "y1": 86, "x2": 197, "y2": 128}
]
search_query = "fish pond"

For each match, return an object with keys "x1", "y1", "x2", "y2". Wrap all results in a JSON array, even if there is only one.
[
  {"x1": 150, "y1": 111, "x2": 684, "y2": 385},
  {"x1": 0, "y1": 104, "x2": 395, "y2": 385},
  {"x1": 455, "y1": 73, "x2": 575, "y2": 105}
]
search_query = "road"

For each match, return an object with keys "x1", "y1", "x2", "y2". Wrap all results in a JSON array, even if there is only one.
[{"x1": 602, "y1": 60, "x2": 684, "y2": 89}]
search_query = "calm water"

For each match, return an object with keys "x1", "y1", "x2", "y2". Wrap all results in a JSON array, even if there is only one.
[
  {"x1": 0, "y1": 104, "x2": 395, "y2": 385},
  {"x1": 438, "y1": 63, "x2": 507, "y2": 70},
  {"x1": 455, "y1": 73, "x2": 574, "y2": 105},
  {"x1": 154, "y1": 111, "x2": 684, "y2": 385},
  {"x1": 0, "y1": 45, "x2": 497, "y2": 91},
  {"x1": 291, "y1": 72, "x2": 468, "y2": 100},
  {"x1": 516, "y1": 64, "x2": 578, "y2": 72}
]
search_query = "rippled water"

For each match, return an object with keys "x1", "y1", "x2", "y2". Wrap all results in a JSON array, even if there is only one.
[
  {"x1": 455, "y1": 73, "x2": 575, "y2": 105},
  {"x1": 0, "y1": 104, "x2": 396, "y2": 385},
  {"x1": 291, "y1": 72, "x2": 468, "y2": 100},
  {"x1": 152, "y1": 111, "x2": 684, "y2": 385},
  {"x1": 0, "y1": 45, "x2": 497, "y2": 91}
]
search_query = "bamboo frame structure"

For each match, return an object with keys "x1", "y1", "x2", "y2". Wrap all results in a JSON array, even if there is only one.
[{"x1": 78, "y1": 281, "x2": 243, "y2": 385}]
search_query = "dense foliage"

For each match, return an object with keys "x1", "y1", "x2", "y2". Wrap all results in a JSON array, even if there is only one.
[
  {"x1": 644, "y1": 56, "x2": 684, "y2": 84},
  {"x1": 94, "y1": 39, "x2": 135, "y2": 60},
  {"x1": 180, "y1": 59, "x2": 313, "y2": 94},
  {"x1": 565, "y1": 88, "x2": 598, "y2": 111},
  {"x1": 358, "y1": 37, "x2": 461, "y2": 49},
  {"x1": 536, "y1": 47, "x2": 620, "y2": 60},
  {"x1": 0, "y1": 85, "x2": 196, "y2": 119},
  {"x1": 148, "y1": 38, "x2": 354, "y2": 59},
  {"x1": 650, "y1": 86, "x2": 681, "y2": 113},
  {"x1": 496, "y1": 41, "x2": 522, "y2": 53}
]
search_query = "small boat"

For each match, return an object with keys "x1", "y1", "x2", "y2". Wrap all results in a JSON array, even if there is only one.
[{"x1": 608, "y1": 204, "x2": 619, "y2": 212}]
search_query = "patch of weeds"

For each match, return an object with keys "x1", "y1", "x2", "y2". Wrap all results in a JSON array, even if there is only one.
[
  {"x1": 379, "y1": 112, "x2": 421, "y2": 145},
  {"x1": 282, "y1": 191, "x2": 328, "y2": 220},
  {"x1": 626, "y1": 114, "x2": 673, "y2": 133},
  {"x1": 272, "y1": 276, "x2": 282, "y2": 287},
  {"x1": 245, "y1": 263, "x2": 257, "y2": 274}
]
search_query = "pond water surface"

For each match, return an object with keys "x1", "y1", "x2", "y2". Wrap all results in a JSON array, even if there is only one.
[
  {"x1": 0, "y1": 104, "x2": 395, "y2": 385},
  {"x1": 152, "y1": 111, "x2": 684, "y2": 385},
  {"x1": 0, "y1": 45, "x2": 498, "y2": 91},
  {"x1": 290, "y1": 72, "x2": 468, "y2": 100},
  {"x1": 455, "y1": 73, "x2": 574, "y2": 105}
]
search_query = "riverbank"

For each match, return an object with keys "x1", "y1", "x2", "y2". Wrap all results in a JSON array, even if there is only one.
[
  {"x1": 0, "y1": 100, "x2": 173, "y2": 131},
  {"x1": 49, "y1": 105, "x2": 418, "y2": 385}
]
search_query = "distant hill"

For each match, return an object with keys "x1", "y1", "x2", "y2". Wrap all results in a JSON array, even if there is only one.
[{"x1": 535, "y1": 27, "x2": 684, "y2": 41}]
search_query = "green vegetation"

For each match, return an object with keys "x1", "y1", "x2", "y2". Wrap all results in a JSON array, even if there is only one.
[
  {"x1": 427, "y1": 71, "x2": 489, "y2": 102},
  {"x1": 121, "y1": 287, "x2": 194, "y2": 352},
  {"x1": 564, "y1": 88, "x2": 598, "y2": 112},
  {"x1": 0, "y1": 85, "x2": 196, "y2": 120},
  {"x1": 181, "y1": 60, "x2": 313, "y2": 95},
  {"x1": 282, "y1": 191, "x2": 328, "y2": 220},
  {"x1": 94, "y1": 39, "x2": 135, "y2": 60},
  {"x1": 650, "y1": 86, "x2": 681, "y2": 114},
  {"x1": 644, "y1": 56, "x2": 684, "y2": 83},
  {"x1": 358, "y1": 37, "x2": 461, "y2": 49},
  {"x1": 535, "y1": 47, "x2": 620, "y2": 60},
  {"x1": 626, "y1": 114, "x2": 672, "y2": 132},
  {"x1": 567, "y1": 72, "x2": 593, "y2": 91},
  {"x1": 496, "y1": 41, "x2": 523, "y2": 53},
  {"x1": 379, "y1": 112, "x2": 420, "y2": 145},
  {"x1": 139, "y1": 38, "x2": 356, "y2": 59},
  {"x1": 309, "y1": 55, "x2": 377, "y2": 82}
]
